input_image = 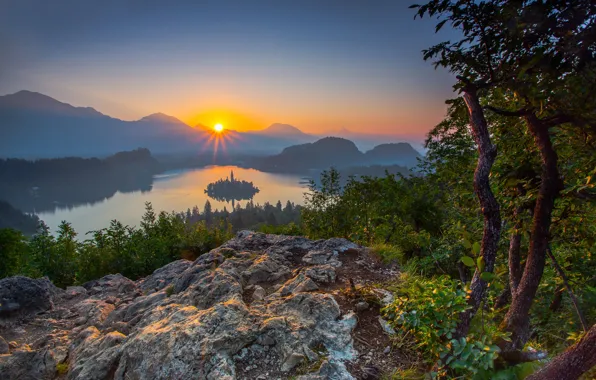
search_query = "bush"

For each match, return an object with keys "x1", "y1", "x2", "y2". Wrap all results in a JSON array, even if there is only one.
[{"x1": 382, "y1": 273, "x2": 501, "y2": 378}]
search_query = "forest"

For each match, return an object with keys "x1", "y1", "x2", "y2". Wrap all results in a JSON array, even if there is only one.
[{"x1": 0, "y1": 1, "x2": 595, "y2": 379}]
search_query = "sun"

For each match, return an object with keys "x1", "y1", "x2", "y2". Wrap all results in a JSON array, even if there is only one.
[{"x1": 214, "y1": 123, "x2": 224, "y2": 133}]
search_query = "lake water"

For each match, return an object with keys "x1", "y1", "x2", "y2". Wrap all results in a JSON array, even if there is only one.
[{"x1": 36, "y1": 166, "x2": 307, "y2": 235}]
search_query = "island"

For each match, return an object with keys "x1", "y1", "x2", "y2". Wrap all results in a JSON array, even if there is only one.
[{"x1": 204, "y1": 171, "x2": 260, "y2": 202}]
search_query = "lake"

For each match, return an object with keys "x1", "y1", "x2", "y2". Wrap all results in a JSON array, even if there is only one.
[{"x1": 36, "y1": 166, "x2": 307, "y2": 235}]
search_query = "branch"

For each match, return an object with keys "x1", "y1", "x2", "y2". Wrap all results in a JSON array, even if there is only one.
[
  {"x1": 547, "y1": 245, "x2": 589, "y2": 332},
  {"x1": 485, "y1": 105, "x2": 531, "y2": 117}
]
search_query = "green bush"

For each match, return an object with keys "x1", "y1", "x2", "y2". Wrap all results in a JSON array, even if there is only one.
[{"x1": 382, "y1": 273, "x2": 501, "y2": 379}]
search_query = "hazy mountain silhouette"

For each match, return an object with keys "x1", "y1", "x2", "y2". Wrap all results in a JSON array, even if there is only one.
[
  {"x1": 0, "y1": 90, "x2": 421, "y2": 159},
  {"x1": 249, "y1": 137, "x2": 421, "y2": 173},
  {"x1": 0, "y1": 91, "x2": 315, "y2": 158},
  {"x1": 364, "y1": 143, "x2": 422, "y2": 167},
  {"x1": 253, "y1": 123, "x2": 314, "y2": 140}
]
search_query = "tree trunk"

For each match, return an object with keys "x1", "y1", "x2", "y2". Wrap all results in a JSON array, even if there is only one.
[
  {"x1": 508, "y1": 195, "x2": 524, "y2": 293},
  {"x1": 501, "y1": 114, "x2": 562, "y2": 350},
  {"x1": 527, "y1": 324, "x2": 596, "y2": 380},
  {"x1": 455, "y1": 87, "x2": 501, "y2": 338}
]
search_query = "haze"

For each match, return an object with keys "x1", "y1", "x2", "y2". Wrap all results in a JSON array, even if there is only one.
[{"x1": 0, "y1": 0, "x2": 454, "y2": 139}]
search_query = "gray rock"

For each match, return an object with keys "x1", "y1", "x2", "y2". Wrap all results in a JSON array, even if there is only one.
[
  {"x1": 303, "y1": 265, "x2": 336, "y2": 284},
  {"x1": 253, "y1": 285, "x2": 266, "y2": 301},
  {"x1": 0, "y1": 276, "x2": 59, "y2": 317},
  {"x1": 277, "y1": 273, "x2": 319, "y2": 296},
  {"x1": 355, "y1": 301, "x2": 370, "y2": 312},
  {"x1": 0, "y1": 348, "x2": 57, "y2": 380},
  {"x1": 2, "y1": 232, "x2": 364, "y2": 380},
  {"x1": 383, "y1": 346, "x2": 391, "y2": 354},
  {"x1": 378, "y1": 316, "x2": 396, "y2": 335},
  {"x1": 281, "y1": 352, "x2": 305, "y2": 372},
  {"x1": 0, "y1": 335, "x2": 8, "y2": 354},
  {"x1": 139, "y1": 259, "x2": 192, "y2": 292},
  {"x1": 302, "y1": 250, "x2": 332, "y2": 265}
]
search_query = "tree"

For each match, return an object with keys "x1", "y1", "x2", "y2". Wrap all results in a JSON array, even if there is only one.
[{"x1": 415, "y1": 0, "x2": 596, "y2": 355}]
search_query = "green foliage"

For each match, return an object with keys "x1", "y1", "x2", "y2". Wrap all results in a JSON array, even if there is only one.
[
  {"x1": 382, "y1": 273, "x2": 506, "y2": 378},
  {"x1": 0, "y1": 202, "x2": 233, "y2": 287},
  {"x1": 383, "y1": 274, "x2": 470, "y2": 359}
]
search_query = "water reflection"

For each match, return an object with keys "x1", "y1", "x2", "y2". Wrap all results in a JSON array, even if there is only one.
[{"x1": 34, "y1": 166, "x2": 306, "y2": 234}]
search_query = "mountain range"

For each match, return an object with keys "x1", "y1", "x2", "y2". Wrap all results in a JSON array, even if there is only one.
[
  {"x1": 249, "y1": 137, "x2": 421, "y2": 173},
  {"x1": 0, "y1": 90, "x2": 419, "y2": 161}
]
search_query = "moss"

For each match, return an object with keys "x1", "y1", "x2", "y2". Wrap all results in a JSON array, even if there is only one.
[
  {"x1": 165, "y1": 285, "x2": 175, "y2": 297},
  {"x1": 56, "y1": 363, "x2": 69, "y2": 376}
]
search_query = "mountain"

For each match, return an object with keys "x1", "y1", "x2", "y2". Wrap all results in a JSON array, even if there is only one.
[
  {"x1": 249, "y1": 137, "x2": 421, "y2": 173},
  {"x1": 0, "y1": 90, "x2": 106, "y2": 118},
  {"x1": 0, "y1": 91, "x2": 311, "y2": 158},
  {"x1": 364, "y1": 143, "x2": 422, "y2": 167},
  {"x1": 253, "y1": 123, "x2": 312, "y2": 138},
  {"x1": 0, "y1": 91, "x2": 211, "y2": 158},
  {"x1": 250, "y1": 137, "x2": 364, "y2": 173}
]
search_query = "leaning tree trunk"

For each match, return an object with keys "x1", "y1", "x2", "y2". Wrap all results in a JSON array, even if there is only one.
[
  {"x1": 455, "y1": 86, "x2": 501, "y2": 338},
  {"x1": 501, "y1": 114, "x2": 562, "y2": 350},
  {"x1": 527, "y1": 324, "x2": 596, "y2": 380}
]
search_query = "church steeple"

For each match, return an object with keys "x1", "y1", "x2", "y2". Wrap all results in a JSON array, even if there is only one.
[{"x1": 230, "y1": 170, "x2": 235, "y2": 182}]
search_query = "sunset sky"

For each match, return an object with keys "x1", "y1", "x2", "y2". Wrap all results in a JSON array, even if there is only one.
[{"x1": 0, "y1": 0, "x2": 456, "y2": 139}]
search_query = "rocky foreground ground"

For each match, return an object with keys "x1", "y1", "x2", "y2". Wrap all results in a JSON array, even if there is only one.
[{"x1": 0, "y1": 231, "x2": 404, "y2": 380}]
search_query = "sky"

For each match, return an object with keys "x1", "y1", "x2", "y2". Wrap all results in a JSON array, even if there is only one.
[{"x1": 0, "y1": 0, "x2": 456, "y2": 139}]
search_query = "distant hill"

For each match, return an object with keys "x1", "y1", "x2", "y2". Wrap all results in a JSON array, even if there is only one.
[
  {"x1": 364, "y1": 143, "x2": 422, "y2": 167},
  {"x1": 0, "y1": 148, "x2": 159, "y2": 213},
  {"x1": 253, "y1": 123, "x2": 313, "y2": 139},
  {"x1": 0, "y1": 91, "x2": 316, "y2": 158},
  {"x1": 249, "y1": 137, "x2": 421, "y2": 173},
  {"x1": 0, "y1": 200, "x2": 40, "y2": 235}
]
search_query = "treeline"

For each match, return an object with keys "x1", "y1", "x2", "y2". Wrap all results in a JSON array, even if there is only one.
[
  {"x1": 0, "y1": 200, "x2": 40, "y2": 235},
  {"x1": 0, "y1": 199, "x2": 302, "y2": 287},
  {"x1": 0, "y1": 148, "x2": 160, "y2": 213},
  {"x1": 0, "y1": 203, "x2": 232, "y2": 287},
  {"x1": 181, "y1": 199, "x2": 302, "y2": 232}
]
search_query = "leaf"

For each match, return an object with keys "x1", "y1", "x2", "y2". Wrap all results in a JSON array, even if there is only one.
[
  {"x1": 408, "y1": 4, "x2": 420, "y2": 9},
  {"x1": 462, "y1": 239, "x2": 472, "y2": 249},
  {"x1": 477, "y1": 256, "x2": 485, "y2": 272},
  {"x1": 461, "y1": 256, "x2": 476, "y2": 267},
  {"x1": 472, "y1": 241, "x2": 481, "y2": 255},
  {"x1": 480, "y1": 272, "x2": 496, "y2": 282},
  {"x1": 435, "y1": 20, "x2": 447, "y2": 33}
]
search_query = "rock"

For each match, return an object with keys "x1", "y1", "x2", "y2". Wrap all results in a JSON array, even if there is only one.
[
  {"x1": 65, "y1": 286, "x2": 88, "y2": 299},
  {"x1": 277, "y1": 273, "x2": 319, "y2": 296},
  {"x1": 281, "y1": 352, "x2": 305, "y2": 372},
  {"x1": 0, "y1": 348, "x2": 57, "y2": 380},
  {"x1": 257, "y1": 335, "x2": 275, "y2": 346},
  {"x1": 253, "y1": 285, "x2": 266, "y2": 301},
  {"x1": 362, "y1": 365, "x2": 382, "y2": 379},
  {"x1": 0, "y1": 335, "x2": 8, "y2": 354},
  {"x1": 242, "y1": 254, "x2": 292, "y2": 285},
  {"x1": 302, "y1": 250, "x2": 332, "y2": 265},
  {"x1": 303, "y1": 265, "x2": 336, "y2": 284},
  {"x1": 0, "y1": 232, "x2": 366, "y2": 380},
  {"x1": 139, "y1": 259, "x2": 192, "y2": 292},
  {"x1": 0, "y1": 276, "x2": 58, "y2": 317},
  {"x1": 355, "y1": 301, "x2": 370, "y2": 312},
  {"x1": 8, "y1": 341, "x2": 18, "y2": 349},
  {"x1": 378, "y1": 316, "x2": 396, "y2": 335},
  {"x1": 383, "y1": 346, "x2": 391, "y2": 354}
]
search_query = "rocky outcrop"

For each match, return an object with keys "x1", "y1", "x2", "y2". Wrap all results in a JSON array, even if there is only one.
[
  {"x1": 0, "y1": 231, "x2": 395, "y2": 380},
  {"x1": 0, "y1": 276, "x2": 61, "y2": 318}
]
